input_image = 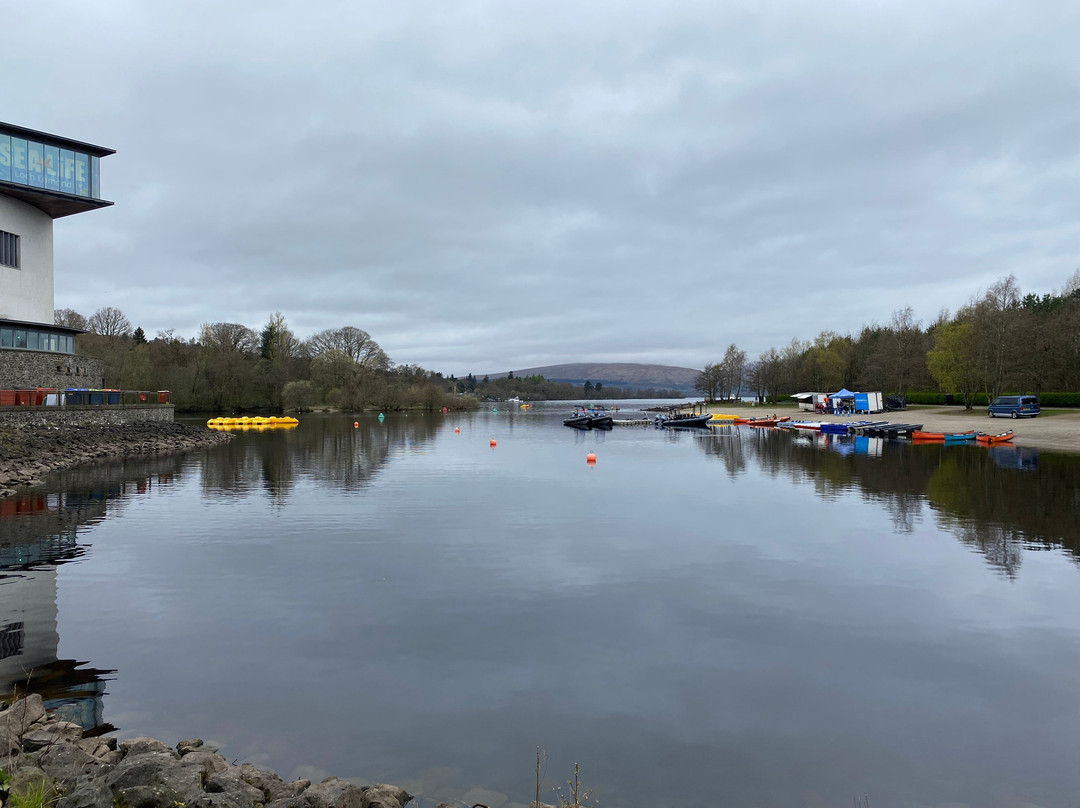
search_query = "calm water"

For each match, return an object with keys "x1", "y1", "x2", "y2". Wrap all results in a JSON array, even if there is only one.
[{"x1": 2, "y1": 404, "x2": 1079, "y2": 808}]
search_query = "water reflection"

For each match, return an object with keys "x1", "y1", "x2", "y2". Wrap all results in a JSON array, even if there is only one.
[
  {"x1": 1, "y1": 412, "x2": 1078, "y2": 808},
  {"x1": 0, "y1": 460, "x2": 186, "y2": 728},
  {"x1": 695, "y1": 427, "x2": 1080, "y2": 576},
  {"x1": 197, "y1": 413, "x2": 443, "y2": 502}
]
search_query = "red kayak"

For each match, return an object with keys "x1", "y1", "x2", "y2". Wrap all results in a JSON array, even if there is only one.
[{"x1": 737, "y1": 416, "x2": 791, "y2": 426}]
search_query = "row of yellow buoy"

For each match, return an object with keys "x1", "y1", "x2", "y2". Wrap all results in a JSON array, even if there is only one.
[{"x1": 207, "y1": 416, "x2": 299, "y2": 429}]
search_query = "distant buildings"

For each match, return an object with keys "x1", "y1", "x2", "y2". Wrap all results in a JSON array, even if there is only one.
[{"x1": 0, "y1": 122, "x2": 113, "y2": 389}]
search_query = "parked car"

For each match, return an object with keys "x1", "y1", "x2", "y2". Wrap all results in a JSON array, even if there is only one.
[{"x1": 988, "y1": 395, "x2": 1041, "y2": 418}]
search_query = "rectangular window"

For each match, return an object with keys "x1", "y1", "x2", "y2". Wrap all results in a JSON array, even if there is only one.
[
  {"x1": 14, "y1": 330, "x2": 27, "y2": 349},
  {"x1": 0, "y1": 231, "x2": 18, "y2": 268},
  {"x1": 75, "y1": 153, "x2": 89, "y2": 196},
  {"x1": 0, "y1": 134, "x2": 10, "y2": 182},
  {"x1": 0, "y1": 329, "x2": 11, "y2": 348},
  {"x1": 27, "y1": 141, "x2": 44, "y2": 187},
  {"x1": 44, "y1": 145, "x2": 60, "y2": 191},
  {"x1": 59, "y1": 149, "x2": 75, "y2": 194},
  {"x1": 11, "y1": 138, "x2": 28, "y2": 184}
]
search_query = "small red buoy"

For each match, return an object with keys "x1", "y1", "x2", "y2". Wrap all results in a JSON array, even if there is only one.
[
  {"x1": 454, "y1": 427, "x2": 460, "y2": 433},
  {"x1": 490, "y1": 439, "x2": 497, "y2": 447},
  {"x1": 353, "y1": 422, "x2": 359, "y2": 428},
  {"x1": 586, "y1": 453, "x2": 597, "y2": 465}
]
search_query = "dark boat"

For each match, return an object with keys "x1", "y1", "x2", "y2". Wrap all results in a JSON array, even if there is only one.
[
  {"x1": 563, "y1": 415, "x2": 592, "y2": 429},
  {"x1": 588, "y1": 416, "x2": 614, "y2": 429},
  {"x1": 655, "y1": 413, "x2": 713, "y2": 428}
]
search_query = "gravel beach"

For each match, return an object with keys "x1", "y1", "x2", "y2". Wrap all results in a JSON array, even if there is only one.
[{"x1": 710, "y1": 404, "x2": 1080, "y2": 453}]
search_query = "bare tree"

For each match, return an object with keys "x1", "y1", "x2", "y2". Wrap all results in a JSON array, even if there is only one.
[
  {"x1": 719, "y1": 344, "x2": 747, "y2": 400},
  {"x1": 694, "y1": 363, "x2": 722, "y2": 401},
  {"x1": 87, "y1": 306, "x2": 133, "y2": 337},
  {"x1": 199, "y1": 322, "x2": 258, "y2": 354},
  {"x1": 305, "y1": 326, "x2": 390, "y2": 371},
  {"x1": 970, "y1": 275, "x2": 1023, "y2": 400},
  {"x1": 54, "y1": 307, "x2": 88, "y2": 330}
]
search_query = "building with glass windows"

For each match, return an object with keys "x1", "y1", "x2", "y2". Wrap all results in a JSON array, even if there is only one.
[{"x1": 0, "y1": 122, "x2": 113, "y2": 389}]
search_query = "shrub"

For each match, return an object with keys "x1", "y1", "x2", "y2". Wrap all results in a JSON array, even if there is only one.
[{"x1": 1035, "y1": 392, "x2": 1080, "y2": 407}]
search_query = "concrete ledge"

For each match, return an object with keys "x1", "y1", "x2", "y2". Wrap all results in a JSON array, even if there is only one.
[{"x1": 0, "y1": 405, "x2": 173, "y2": 427}]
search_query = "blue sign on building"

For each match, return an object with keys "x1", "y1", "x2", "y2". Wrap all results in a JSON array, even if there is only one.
[{"x1": 0, "y1": 125, "x2": 108, "y2": 201}]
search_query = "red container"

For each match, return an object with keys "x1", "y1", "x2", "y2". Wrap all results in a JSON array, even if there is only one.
[
  {"x1": 0, "y1": 391, "x2": 15, "y2": 406},
  {"x1": 13, "y1": 391, "x2": 31, "y2": 406},
  {"x1": 157, "y1": 391, "x2": 171, "y2": 404}
]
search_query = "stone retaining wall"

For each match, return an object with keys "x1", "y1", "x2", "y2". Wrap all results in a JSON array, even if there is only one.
[
  {"x1": 0, "y1": 405, "x2": 173, "y2": 428},
  {"x1": 0, "y1": 348, "x2": 106, "y2": 389}
]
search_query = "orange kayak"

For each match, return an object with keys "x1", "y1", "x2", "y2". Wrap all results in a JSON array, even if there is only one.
[
  {"x1": 911, "y1": 430, "x2": 978, "y2": 442},
  {"x1": 976, "y1": 430, "x2": 1015, "y2": 444}
]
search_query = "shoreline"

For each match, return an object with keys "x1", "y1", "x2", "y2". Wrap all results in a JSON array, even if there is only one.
[
  {"x1": 0, "y1": 694, "x2": 413, "y2": 808},
  {"x1": 705, "y1": 403, "x2": 1080, "y2": 454},
  {"x1": 0, "y1": 422, "x2": 234, "y2": 497}
]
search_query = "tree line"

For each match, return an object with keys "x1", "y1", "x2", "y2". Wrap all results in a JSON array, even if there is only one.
[
  {"x1": 54, "y1": 308, "x2": 466, "y2": 413},
  {"x1": 695, "y1": 271, "x2": 1080, "y2": 409},
  {"x1": 54, "y1": 308, "x2": 680, "y2": 412}
]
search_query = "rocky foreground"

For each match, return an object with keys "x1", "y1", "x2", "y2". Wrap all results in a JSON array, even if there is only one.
[
  {"x1": 0, "y1": 422, "x2": 233, "y2": 497},
  {"x1": 0, "y1": 695, "x2": 413, "y2": 808}
]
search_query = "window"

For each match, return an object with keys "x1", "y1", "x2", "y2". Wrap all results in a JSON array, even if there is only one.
[{"x1": 0, "y1": 231, "x2": 17, "y2": 268}]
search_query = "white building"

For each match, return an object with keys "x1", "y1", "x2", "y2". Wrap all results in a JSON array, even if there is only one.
[{"x1": 0, "y1": 122, "x2": 113, "y2": 389}]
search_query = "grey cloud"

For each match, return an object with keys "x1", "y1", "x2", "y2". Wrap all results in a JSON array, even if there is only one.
[{"x1": 9, "y1": 0, "x2": 1076, "y2": 374}]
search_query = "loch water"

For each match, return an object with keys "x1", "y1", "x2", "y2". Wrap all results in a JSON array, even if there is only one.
[{"x1": 2, "y1": 404, "x2": 1079, "y2": 808}]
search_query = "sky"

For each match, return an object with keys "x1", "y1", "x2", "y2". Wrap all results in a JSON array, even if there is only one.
[{"x1": 4, "y1": 0, "x2": 1077, "y2": 376}]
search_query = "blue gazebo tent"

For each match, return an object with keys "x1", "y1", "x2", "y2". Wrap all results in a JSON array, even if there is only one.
[{"x1": 828, "y1": 388, "x2": 883, "y2": 414}]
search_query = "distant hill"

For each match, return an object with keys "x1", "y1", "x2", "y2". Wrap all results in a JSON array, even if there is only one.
[{"x1": 509, "y1": 362, "x2": 701, "y2": 394}]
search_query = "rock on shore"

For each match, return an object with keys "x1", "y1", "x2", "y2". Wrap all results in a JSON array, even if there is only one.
[
  {"x1": 0, "y1": 694, "x2": 412, "y2": 808},
  {"x1": 0, "y1": 422, "x2": 233, "y2": 496}
]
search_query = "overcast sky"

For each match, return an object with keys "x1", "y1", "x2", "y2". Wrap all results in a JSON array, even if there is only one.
[{"x1": 4, "y1": 1, "x2": 1077, "y2": 375}]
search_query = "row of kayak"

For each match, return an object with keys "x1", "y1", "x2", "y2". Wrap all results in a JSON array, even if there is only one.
[
  {"x1": 207, "y1": 416, "x2": 299, "y2": 429},
  {"x1": 775, "y1": 419, "x2": 1015, "y2": 445}
]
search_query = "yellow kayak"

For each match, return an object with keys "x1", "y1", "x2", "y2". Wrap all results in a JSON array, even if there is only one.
[{"x1": 207, "y1": 416, "x2": 299, "y2": 429}]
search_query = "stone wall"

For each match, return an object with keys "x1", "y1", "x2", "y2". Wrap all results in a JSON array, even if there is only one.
[
  {"x1": 0, "y1": 348, "x2": 106, "y2": 389},
  {"x1": 0, "y1": 405, "x2": 173, "y2": 428}
]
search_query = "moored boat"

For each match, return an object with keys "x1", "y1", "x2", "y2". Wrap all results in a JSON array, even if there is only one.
[
  {"x1": 655, "y1": 413, "x2": 713, "y2": 428},
  {"x1": 744, "y1": 416, "x2": 791, "y2": 427},
  {"x1": 563, "y1": 415, "x2": 592, "y2": 429},
  {"x1": 911, "y1": 429, "x2": 978, "y2": 442},
  {"x1": 976, "y1": 430, "x2": 1015, "y2": 445}
]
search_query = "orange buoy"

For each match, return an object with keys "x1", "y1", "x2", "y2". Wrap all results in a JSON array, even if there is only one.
[
  {"x1": 586, "y1": 453, "x2": 596, "y2": 463},
  {"x1": 490, "y1": 439, "x2": 497, "y2": 447},
  {"x1": 454, "y1": 427, "x2": 460, "y2": 433},
  {"x1": 354, "y1": 421, "x2": 359, "y2": 428}
]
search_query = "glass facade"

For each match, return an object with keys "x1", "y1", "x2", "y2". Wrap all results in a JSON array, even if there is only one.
[
  {"x1": 0, "y1": 326, "x2": 75, "y2": 354},
  {"x1": 0, "y1": 129, "x2": 104, "y2": 201}
]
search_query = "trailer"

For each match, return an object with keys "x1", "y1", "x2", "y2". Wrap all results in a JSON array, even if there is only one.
[{"x1": 853, "y1": 391, "x2": 884, "y2": 414}]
